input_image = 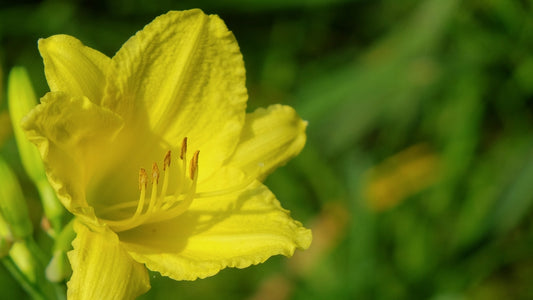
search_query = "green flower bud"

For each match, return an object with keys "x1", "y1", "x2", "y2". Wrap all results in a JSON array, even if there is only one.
[
  {"x1": 9, "y1": 242, "x2": 37, "y2": 283},
  {"x1": 7, "y1": 67, "x2": 44, "y2": 183},
  {"x1": 0, "y1": 156, "x2": 32, "y2": 240},
  {"x1": 46, "y1": 250, "x2": 71, "y2": 283},
  {"x1": 7, "y1": 67, "x2": 64, "y2": 234}
]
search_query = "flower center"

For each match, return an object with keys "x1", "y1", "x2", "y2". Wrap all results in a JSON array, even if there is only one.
[{"x1": 100, "y1": 137, "x2": 200, "y2": 232}]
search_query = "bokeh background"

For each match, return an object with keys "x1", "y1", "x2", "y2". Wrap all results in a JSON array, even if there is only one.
[{"x1": 1, "y1": 0, "x2": 533, "y2": 299}]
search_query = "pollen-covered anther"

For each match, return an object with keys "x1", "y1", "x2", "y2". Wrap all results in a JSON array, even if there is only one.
[
  {"x1": 190, "y1": 151, "x2": 200, "y2": 180},
  {"x1": 152, "y1": 162, "x2": 160, "y2": 184},
  {"x1": 163, "y1": 150, "x2": 171, "y2": 170},
  {"x1": 180, "y1": 137, "x2": 188, "y2": 179},
  {"x1": 180, "y1": 137, "x2": 188, "y2": 160},
  {"x1": 139, "y1": 168, "x2": 147, "y2": 190}
]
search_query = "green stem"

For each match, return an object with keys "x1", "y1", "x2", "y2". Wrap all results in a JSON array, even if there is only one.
[
  {"x1": 14, "y1": 239, "x2": 64, "y2": 300},
  {"x1": 2, "y1": 256, "x2": 47, "y2": 300},
  {"x1": 24, "y1": 237, "x2": 48, "y2": 266},
  {"x1": 53, "y1": 282, "x2": 67, "y2": 300}
]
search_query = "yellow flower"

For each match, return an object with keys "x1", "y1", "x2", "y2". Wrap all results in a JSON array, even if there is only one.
[{"x1": 23, "y1": 9, "x2": 311, "y2": 299}]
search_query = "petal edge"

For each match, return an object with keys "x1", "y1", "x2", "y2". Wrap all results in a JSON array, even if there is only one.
[{"x1": 120, "y1": 181, "x2": 311, "y2": 281}]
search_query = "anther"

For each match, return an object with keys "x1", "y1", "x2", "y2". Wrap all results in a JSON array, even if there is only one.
[
  {"x1": 152, "y1": 163, "x2": 160, "y2": 184},
  {"x1": 139, "y1": 168, "x2": 147, "y2": 190},
  {"x1": 163, "y1": 150, "x2": 171, "y2": 170},
  {"x1": 190, "y1": 151, "x2": 200, "y2": 180},
  {"x1": 180, "y1": 137, "x2": 188, "y2": 160}
]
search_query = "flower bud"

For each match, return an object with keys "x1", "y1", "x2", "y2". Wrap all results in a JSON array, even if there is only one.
[
  {"x1": 0, "y1": 157, "x2": 32, "y2": 240},
  {"x1": 7, "y1": 67, "x2": 64, "y2": 234},
  {"x1": 7, "y1": 67, "x2": 44, "y2": 183},
  {"x1": 9, "y1": 242, "x2": 37, "y2": 283},
  {"x1": 46, "y1": 250, "x2": 71, "y2": 283}
]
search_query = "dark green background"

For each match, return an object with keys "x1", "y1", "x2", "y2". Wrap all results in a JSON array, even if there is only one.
[{"x1": 1, "y1": 0, "x2": 533, "y2": 299}]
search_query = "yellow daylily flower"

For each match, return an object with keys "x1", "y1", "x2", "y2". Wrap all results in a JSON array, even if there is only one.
[{"x1": 22, "y1": 9, "x2": 311, "y2": 299}]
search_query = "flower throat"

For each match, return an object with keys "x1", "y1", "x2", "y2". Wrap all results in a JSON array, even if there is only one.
[
  {"x1": 98, "y1": 136, "x2": 258, "y2": 232},
  {"x1": 100, "y1": 137, "x2": 199, "y2": 232}
]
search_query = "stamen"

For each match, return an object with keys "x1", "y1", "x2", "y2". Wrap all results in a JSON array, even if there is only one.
[
  {"x1": 159, "y1": 158, "x2": 199, "y2": 221},
  {"x1": 131, "y1": 168, "x2": 148, "y2": 219},
  {"x1": 159, "y1": 151, "x2": 171, "y2": 205},
  {"x1": 160, "y1": 151, "x2": 199, "y2": 212},
  {"x1": 139, "y1": 168, "x2": 147, "y2": 190},
  {"x1": 152, "y1": 162, "x2": 160, "y2": 184},
  {"x1": 159, "y1": 174, "x2": 197, "y2": 221},
  {"x1": 180, "y1": 137, "x2": 188, "y2": 180},
  {"x1": 180, "y1": 137, "x2": 187, "y2": 160},
  {"x1": 190, "y1": 151, "x2": 200, "y2": 180},
  {"x1": 163, "y1": 150, "x2": 171, "y2": 170},
  {"x1": 147, "y1": 163, "x2": 160, "y2": 213}
]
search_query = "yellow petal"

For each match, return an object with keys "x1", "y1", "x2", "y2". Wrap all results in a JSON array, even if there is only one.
[
  {"x1": 103, "y1": 9, "x2": 247, "y2": 179},
  {"x1": 38, "y1": 35, "x2": 111, "y2": 102},
  {"x1": 68, "y1": 221, "x2": 150, "y2": 300},
  {"x1": 226, "y1": 104, "x2": 307, "y2": 180},
  {"x1": 22, "y1": 92, "x2": 123, "y2": 218},
  {"x1": 119, "y1": 177, "x2": 311, "y2": 281}
]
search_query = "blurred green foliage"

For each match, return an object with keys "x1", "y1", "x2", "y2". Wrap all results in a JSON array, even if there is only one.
[{"x1": 1, "y1": 0, "x2": 533, "y2": 299}]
